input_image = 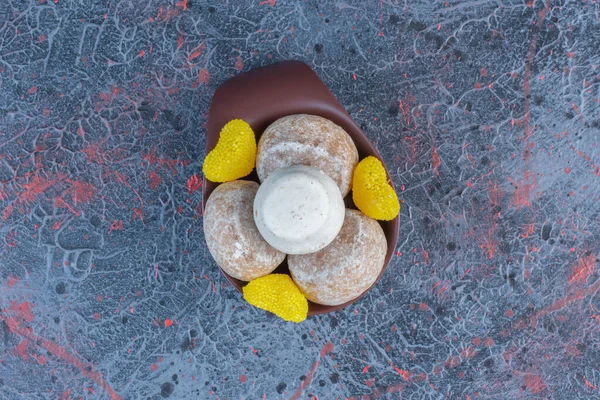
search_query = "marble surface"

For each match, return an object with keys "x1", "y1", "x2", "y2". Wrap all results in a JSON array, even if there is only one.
[{"x1": 1, "y1": 0, "x2": 599, "y2": 399}]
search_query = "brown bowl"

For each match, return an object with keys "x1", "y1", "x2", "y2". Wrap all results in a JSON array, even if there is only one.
[{"x1": 202, "y1": 60, "x2": 400, "y2": 316}]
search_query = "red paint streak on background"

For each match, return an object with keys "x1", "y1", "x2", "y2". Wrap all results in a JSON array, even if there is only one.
[
  {"x1": 235, "y1": 56, "x2": 245, "y2": 71},
  {"x1": 82, "y1": 141, "x2": 107, "y2": 164},
  {"x1": 187, "y1": 43, "x2": 206, "y2": 62},
  {"x1": 520, "y1": 223, "x2": 535, "y2": 238},
  {"x1": 528, "y1": 279, "x2": 600, "y2": 328},
  {"x1": 152, "y1": 6, "x2": 181, "y2": 23},
  {"x1": 443, "y1": 346, "x2": 477, "y2": 369},
  {"x1": 34, "y1": 354, "x2": 47, "y2": 365},
  {"x1": 507, "y1": 173, "x2": 536, "y2": 209},
  {"x1": 478, "y1": 226, "x2": 498, "y2": 259},
  {"x1": 108, "y1": 220, "x2": 124, "y2": 233},
  {"x1": 570, "y1": 102, "x2": 583, "y2": 120},
  {"x1": 142, "y1": 149, "x2": 179, "y2": 172},
  {"x1": 15, "y1": 339, "x2": 30, "y2": 360},
  {"x1": 60, "y1": 389, "x2": 72, "y2": 400},
  {"x1": 194, "y1": 201, "x2": 203, "y2": 216},
  {"x1": 34, "y1": 330, "x2": 122, "y2": 399},
  {"x1": 565, "y1": 342, "x2": 582, "y2": 357},
  {"x1": 148, "y1": 170, "x2": 162, "y2": 190},
  {"x1": 568, "y1": 253, "x2": 596, "y2": 285},
  {"x1": 175, "y1": 0, "x2": 189, "y2": 10},
  {"x1": 98, "y1": 85, "x2": 122, "y2": 103},
  {"x1": 0, "y1": 205, "x2": 13, "y2": 222},
  {"x1": 4, "y1": 175, "x2": 61, "y2": 221},
  {"x1": 524, "y1": 374, "x2": 547, "y2": 394},
  {"x1": 186, "y1": 174, "x2": 202, "y2": 194},
  {"x1": 71, "y1": 181, "x2": 96, "y2": 203},
  {"x1": 387, "y1": 383, "x2": 404, "y2": 394},
  {"x1": 10, "y1": 301, "x2": 35, "y2": 322},
  {"x1": 584, "y1": 376, "x2": 598, "y2": 390},
  {"x1": 390, "y1": 364, "x2": 412, "y2": 381},
  {"x1": 177, "y1": 35, "x2": 186, "y2": 50},
  {"x1": 421, "y1": 248, "x2": 429, "y2": 264},
  {"x1": 570, "y1": 145, "x2": 600, "y2": 177},
  {"x1": 5, "y1": 230, "x2": 18, "y2": 247},
  {"x1": 115, "y1": 171, "x2": 144, "y2": 221},
  {"x1": 289, "y1": 342, "x2": 334, "y2": 400},
  {"x1": 196, "y1": 68, "x2": 210, "y2": 85},
  {"x1": 1, "y1": 303, "x2": 122, "y2": 399},
  {"x1": 488, "y1": 181, "x2": 502, "y2": 205},
  {"x1": 56, "y1": 197, "x2": 80, "y2": 217},
  {"x1": 398, "y1": 97, "x2": 416, "y2": 129},
  {"x1": 431, "y1": 147, "x2": 441, "y2": 176},
  {"x1": 403, "y1": 135, "x2": 418, "y2": 164}
]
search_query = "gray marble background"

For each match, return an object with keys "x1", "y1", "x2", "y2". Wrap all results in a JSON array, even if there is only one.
[{"x1": 1, "y1": 0, "x2": 599, "y2": 399}]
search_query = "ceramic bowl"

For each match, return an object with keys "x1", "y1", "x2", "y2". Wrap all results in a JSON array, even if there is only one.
[{"x1": 202, "y1": 61, "x2": 400, "y2": 316}]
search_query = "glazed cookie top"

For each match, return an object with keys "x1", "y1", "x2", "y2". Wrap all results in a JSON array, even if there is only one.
[
  {"x1": 253, "y1": 165, "x2": 345, "y2": 255},
  {"x1": 256, "y1": 114, "x2": 359, "y2": 197}
]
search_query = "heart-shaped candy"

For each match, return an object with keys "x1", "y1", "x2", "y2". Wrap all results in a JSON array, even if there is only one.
[
  {"x1": 243, "y1": 274, "x2": 308, "y2": 323},
  {"x1": 202, "y1": 119, "x2": 256, "y2": 182},
  {"x1": 352, "y1": 156, "x2": 400, "y2": 221}
]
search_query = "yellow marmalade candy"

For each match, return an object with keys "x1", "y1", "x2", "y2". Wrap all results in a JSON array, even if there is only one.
[
  {"x1": 352, "y1": 156, "x2": 400, "y2": 221},
  {"x1": 243, "y1": 274, "x2": 308, "y2": 323},
  {"x1": 202, "y1": 119, "x2": 256, "y2": 182}
]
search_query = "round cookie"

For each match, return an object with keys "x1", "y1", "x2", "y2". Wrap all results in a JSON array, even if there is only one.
[
  {"x1": 204, "y1": 180, "x2": 286, "y2": 281},
  {"x1": 256, "y1": 114, "x2": 359, "y2": 197},
  {"x1": 288, "y1": 209, "x2": 387, "y2": 306}
]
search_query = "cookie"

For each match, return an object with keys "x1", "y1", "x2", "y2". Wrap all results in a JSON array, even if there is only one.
[
  {"x1": 256, "y1": 115, "x2": 358, "y2": 197},
  {"x1": 204, "y1": 180, "x2": 285, "y2": 281},
  {"x1": 288, "y1": 209, "x2": 386, "y2": 305}
]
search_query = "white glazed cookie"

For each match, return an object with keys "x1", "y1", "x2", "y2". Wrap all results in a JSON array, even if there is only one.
[
  {"x1": 256, "y1": 115, "x2": 359, "y2": 197},
  {"x1": 288, "y1": 209, "x2": 387, "y2": 306},
  {"x1": 204, "y1": 180, "x2": 285, "y2": 281},
  {"x1": 253, "y1": 165, "x2": 345, "y2": 255}
]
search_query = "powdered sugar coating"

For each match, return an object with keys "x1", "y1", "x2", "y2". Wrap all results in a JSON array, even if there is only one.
[
  {"x1": 288, "y1": 209, "x2": 387, "y2": 306},
  {"x1": 256, "y1": 115, "x2": 359, "y2": 197},
  {"x1": 204, "y1": 180, "x2": 286, "y2": 281},
  {"x1": 253, "y1": 165, "x2": 345, "y2": 255}
]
